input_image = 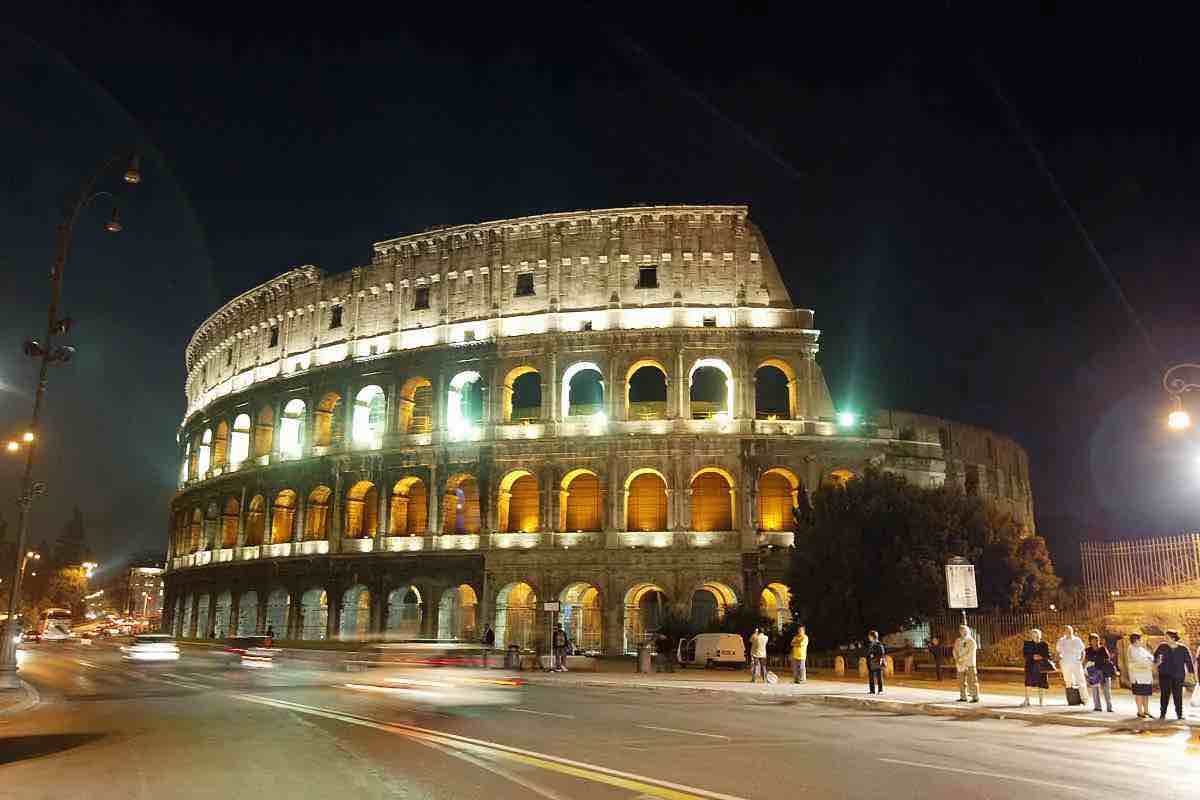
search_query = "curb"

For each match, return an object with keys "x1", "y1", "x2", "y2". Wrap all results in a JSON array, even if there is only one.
[{"x1": 0, "y1": 680, "x2": 41, "y2": 717}]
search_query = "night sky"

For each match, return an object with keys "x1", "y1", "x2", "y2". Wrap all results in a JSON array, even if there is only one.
[{"x1": 3, "y1": 4, "x2": 1197, "y2": 583}]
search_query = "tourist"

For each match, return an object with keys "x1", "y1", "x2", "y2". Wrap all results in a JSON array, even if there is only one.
[
  {"x1": 552, "y1": 623, "x2": 570, "y2": 672},
  {"x1": 482, "y1": 625, "x2": 496, "y2": 648},
  {"x1": 1154, "y1": 628, "x2": 1194, "y2": 720},
  {"x1": 1056, "y1": 625, "x2": 1086, "y2": 694},
  {"x1": 1083, "y1": 633, "x2": 1117, "y2": 712},
  {"x1": 1126, "y1": 633, "x2": 1154, "y2": 719},
  {"x1": 748, "y1": 627, "x2": 769, "y2": 682},
  {"x1": 790, "y1": 625, "x2": 809, "y2": 683},
  {"x1": 927, "y1": 635, "x2": 944, "y2": 681},
  {"x1": 1022, "y1": 628, "x2": 1051, "y2": 707},
  {"x1": 953, "y1": 624, "x2": 979, "y2": 703},
  {"x1": 866, "y1": 630, "x2": 886, "y2": 695}
]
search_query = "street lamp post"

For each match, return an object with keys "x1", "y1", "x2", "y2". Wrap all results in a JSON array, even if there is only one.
[
  {"x1": 0, "y1": 151, "x2": 140, "y2": 690},
  {"x1": 1163, "y1": 363, "x2": 1200, "y2": 431}
]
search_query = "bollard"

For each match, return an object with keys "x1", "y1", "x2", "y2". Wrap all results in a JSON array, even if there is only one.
[
  {"x1": 834, "y1": 655, "x2": 845, "y2": 676},
  {"x1": 884, "y1": 655, "x2": 895, "y2": 677},
  {"x1": 858, "y1": 656, "x2": 868, "y2": 677},
  {"x1": 903, "y1": 655, "x2": 915, "y2": 674}
]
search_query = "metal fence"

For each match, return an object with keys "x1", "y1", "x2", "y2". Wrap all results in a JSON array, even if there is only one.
[
  {"x1": 1081, "y1": 533, "x2": 1200, "y2": 602},
  {"x1": 923, "y1": 605, "x2": 1111, "y2": 651}
]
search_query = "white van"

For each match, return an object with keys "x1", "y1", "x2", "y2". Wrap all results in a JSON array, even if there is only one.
[{"x1": 676, "y1": 633, "x2": 746, "y2": 668}]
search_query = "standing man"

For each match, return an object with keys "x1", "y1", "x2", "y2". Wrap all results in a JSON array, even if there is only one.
[
  {"x1": 953, "y1": 624, "x2": 980, "y2": 703},
  {"x1": 1056, "y1": 625, "x2": 1086, "y2": 693},
  {"x1": 927, "y1": 635, "x2": 944, "y2": 681},
  {"x1": 1154, "y1": 628, "x2": 1195, "y2": 721},
  {"x1": 790, "y1": 625, "x2": 809, "y2": 683},
  {"x1": 482, "y1": 625, "x2": 496, "y2": 648},
  {"x1": 866, "y1": 630, "x2": 886, "y2": 694},
  {"x1": 552, "y1": 623, "x2": 570, "y2": 672},
  {"x1": 748, "y1": 627, "x2": 769, "y2": 682}
]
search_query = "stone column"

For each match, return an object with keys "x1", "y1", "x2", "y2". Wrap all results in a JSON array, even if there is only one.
[
  {"x1": 295, "y1": 491, "x2": 307, "y2": 543},
  {"x1": 331, "y1": 470, "x2": 344, "y2": 544},
  {"x1": 682, "y1": 488, "x2": 693, "y2": 531},
  {"x1": 497, "y1": 491, "x2": 512, "y2": 533},
  {"x1": 236, "y1": 486, "x2": 248, "y2": 548},
  {"x1": 620, "y1": 489, "x2": 630, "y2": 533},
  {"x1": 665, "y1": 488, "x2": 676, "y2": 532},
  {"x1": 677, "y1": 351, "x2": 688, "y2": 420},
  {"x1": 434, "y1": 373, "x2": 447, "y2": 434},
  {"x1": 428, "y1": 464, "x2": 443, "y2": 536},
  {"x1": 548, "y1": 353, "x2": 559, "y2": 423},
  {"x1": 326, "y1": 583, "x2": 342, "y2": 641},
  {"x1": 728, "y1": 488, "x2": 738, "y2": 531}
]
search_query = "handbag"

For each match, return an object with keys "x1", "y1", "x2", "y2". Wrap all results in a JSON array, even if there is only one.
[{"x1": 1038, "y1": 659, "x2": 1056, "y2": 673}]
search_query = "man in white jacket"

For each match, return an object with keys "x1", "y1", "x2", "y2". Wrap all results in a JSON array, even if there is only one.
[
  {"x1": 1056, "y1": 625, "x2": 1086, "y2": 691},
  {"x1": 953, "y1": 624, "x2": 980, "y2": 703}
]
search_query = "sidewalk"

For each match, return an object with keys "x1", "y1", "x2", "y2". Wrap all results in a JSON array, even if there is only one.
[
  {"x1": 0, "y1": 679, "x2": 40, "y2": 716},
  {"x1": 523, "y1": 666, "x2": 1200, "y2": 731}
]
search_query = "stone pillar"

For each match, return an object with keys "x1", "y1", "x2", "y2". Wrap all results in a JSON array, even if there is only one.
[
  {"x1": 664, "y1": 488, "x2": 675, "y2": 532},
  {"x1": 295, "y1": 491, "x2": 307, "y2": 543},
  {"x1": 728, "y1": 488, "x2": 738, "y2": 531},
  {"x1": 229, "y1": 592, "x2": 242, "y2": 638},
  {"x1": 434, "y1": 373, "x2": 447, "y2": 433},
  {"x1": 677, "y1": 351, "x2": 688, "y2": 420},
  {"x1": 428, "y1": 464, "x2": 443, "y2": 536},
  {"x1": 620, "y1": 489, "x2": 630, "y2": 533},
  {"x1": 376, "y1": 484, "x2": 389, "y2": 547},
  {"x1": 327, "y1": 584, "x2": 342, "y2": 641},
  {"x1": 331, "y1": 470, "x2": 344, "y2": 542},
  {"x1": 236, "y1": 486, "x2": 248, "y2": 547},
  {"x1": 548, "y1": 352, "x2": 559, "y2": 423},
  {"x1": 286, "y1": 589, "x2": 302, "y2": 640},
  {"x1": 682, "y1": 488, "x2": 693, "y2": 531},
  {"x1": 497, "y1": 491, "x2": 512, "y2": 533},
  {"x1": 343, "y1": 382, "x2": 356, "y2": 449}
]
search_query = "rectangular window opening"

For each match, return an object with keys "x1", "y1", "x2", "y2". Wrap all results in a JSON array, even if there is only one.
[
  {"x1": 515, "y1": 272, "x2": 535, "y2": 297},
  {"x1": 226, "y1": 349, "x2": 233, "y2": 365},
  {"x1": 414, "y1": 286, "x2": 430, "y2": 310},
  {"x1": 703, "y1": 315, "x2": 717, "y2": 328},
  {"x1": 268, "y1": 327, "x2": 279, "y2": 348},
  {"x1": 329, "y1": 306, "x2": 343, "y2": 329},
  {"x1": 581, "y1": 320, "x2": 593, "y2": 332},
  {"x1": 637, "y1": 266, "x2": 658, "y2": 289}
]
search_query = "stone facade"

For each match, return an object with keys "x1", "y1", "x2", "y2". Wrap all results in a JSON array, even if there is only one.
[{"x1": 163, "y1": 205, "x2": 1036, "y2": 655}]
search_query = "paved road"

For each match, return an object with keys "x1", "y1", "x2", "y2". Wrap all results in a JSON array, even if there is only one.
[{"x1": 3, "y1": 643, "x2": 1198, "y2": 799}]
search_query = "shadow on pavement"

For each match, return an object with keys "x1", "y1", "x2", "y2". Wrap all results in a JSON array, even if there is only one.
[{"x1": 0, "y1": 733, "x2": 106, "y2": 765}]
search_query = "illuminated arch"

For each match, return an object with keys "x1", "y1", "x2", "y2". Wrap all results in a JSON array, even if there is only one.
[
  {"x1": 385, "y1": 585, "x2": 423, "y2": 639},
  {"x1": 220, "y1": 496, "x2": 240, "y2": 548},
  {"x1": 305, "y1": 485, "x2": 332, "y2": 540},
  {"x1": 352, "y1": 385, "x2": 386, "y2": 448},
  {"x1": 230, "y1": 413, "x2": 252, "y2": 466},
  {"x1": 313, "y1": 392, "x2": 342, "y2": 448},
  {"x1": 502, "y1": 365, "x2": 541, "y2": 422},
  {"x1": 442, "y1": 473, "x2": 481, "y2": 535},
  {"x1": 254, "y1": 406, "x2": 274, "y2": 457},
  {"x1": 339, "y1": 585, "x2": 371, "y2": 640},
  {"x1": 625, "y1": 359, "x2": 669, "y2": 420},
  {"x1": 398, "y1": 376, "x2": 433, "y2": 433},
  {"x1": 270, "y1": 489, "x2": 297, "y2": 544},
  {"x1": 389, "y1": 476, "x2": 428, "y2": 535},
  {"x1": 688, "y1": 357, "x2": 734, "y2": 419},
  {"x1": 236, "y1": 590, "x2": 259, "y2": 636},
  {"x1": 447, "y1": 371, "x2": 483, "y2": 439},
  {"x1": 761, "y1": 582, "x2": 793, "y2": 631},
  {"x1": 623, "y1": 582, "x2": 669, "y2": 654},
  {"x1": 494, "y1": 581, "x2": 537, "y2": 649},
  {"x1": 213, "y1": 420, "x2": 230, "y2": 468},
  {"x1": 559, "y1": 582, "x2": 602, "y2": 652},
  {"x1": 244, "y1": 495, "x2": 265, "y2": 546},
  {"x1": 825, "y1": 468, "x2": 858, "y2": 489},
  {"x1": 344, "y1": 480, "x2": 379, "y2": 538},
  {"x1": 625, "y1": 468, "x2": 668, "y2": 532},
  {"x1": 755, "y1": 358, "x2": 796, "y2": 420},
  {"x1": 498, "y1": 469, "x2": 539, "y2": 533},
  {"x1": 690, "y1": 581, "x2": 738, "y2": 628},
  {"x1": 758, "y1": 467, "x2": 801, "y2": 531},
  {"x1": 213, "y1": 590, "x2": 233, "y2": 638},
  {"x1": 562, "y1": 361, "x2": 604, "y2": 419},
  {"x1": 437, "y1": 584, "x2": 478, "y2": 640},
  {"x1": 689, "y1": 467, "x2": 736, "y2": 532},
  {"x1": 197, "y1": 429, "x2": 213, "y2": 476},
  {"x1": 264, "y1": 587, "x2": 290, "y2": 636},
  {"x1": 560, "y1": 468, "x2": 601, "y2": 532},
  {"x1": 189, "y1": 508, "x2": 203, "y2": 552},
  {"x1": 280, "y1": 399, "x2": 306, "y2": 459},
  {"x1": 299, "y1": 588, "x2": 328, "y2": 641}
]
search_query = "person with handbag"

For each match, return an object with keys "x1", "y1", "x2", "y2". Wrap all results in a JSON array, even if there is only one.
[
  {"x1": 1154, "y1": 629, "x2": 1195, "y2": 721},
  {"x1": 1126, "y1": 633, "x2": 1155, "y2": 719},
  {"x1": 866, "y1": 630, "x2": 886, "y2": 694},
  {"x1": 1022, "y1": 628, "x2": 1052, "y2": 707},
  {"x1": 1084, "y1": 633, "x2": 1117, "y2": 712}
]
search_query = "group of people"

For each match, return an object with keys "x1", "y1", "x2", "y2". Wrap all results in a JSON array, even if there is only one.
[
  {"x1": 1022, "y1": 625, "x2": 1198, "y2": 720},
  {"x1": 745, "y1": 625, "x2": 812, "y2": 684}
]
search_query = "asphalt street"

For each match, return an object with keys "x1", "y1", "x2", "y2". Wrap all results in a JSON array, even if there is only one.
[{"x1": 3, "y1": 643, "x2": 1198, "y2": 799}]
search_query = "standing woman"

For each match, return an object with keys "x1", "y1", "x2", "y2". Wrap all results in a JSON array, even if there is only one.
[
  {"x1": 1127, "y1": 633, "x2": 1155, "y2": 719},
  {"x1": 1084, "y1": 633, "x2": 1117, "y2": 712},
  {"x1": 1023, "y1": 628, "x2": 1052, "y2": 707}
]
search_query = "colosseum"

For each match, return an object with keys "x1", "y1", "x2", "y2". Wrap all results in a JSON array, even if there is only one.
[{"x1": 162, "y1": 204, "x2": 1035, "y2": 654}]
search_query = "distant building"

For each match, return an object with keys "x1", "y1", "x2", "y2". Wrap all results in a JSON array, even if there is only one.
[{"x1": 127, "y1": 565, "x2": 165, "y2": 619}]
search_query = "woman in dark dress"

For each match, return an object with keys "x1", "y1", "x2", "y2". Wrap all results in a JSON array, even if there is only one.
[{"x1": 1023, "y1": 627, "x2": 1051, "y2": 707}]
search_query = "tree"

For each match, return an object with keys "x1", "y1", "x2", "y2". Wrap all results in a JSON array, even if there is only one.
[
  {"x1": 53, "y1": 506, "x2": 90, "y2": 567},
  {"x1": 44, "y1": 566, "x2": 89, "y2": 620},
  {"x1": 787, "y1": 468, "x2": 1060, "y2": 648}
]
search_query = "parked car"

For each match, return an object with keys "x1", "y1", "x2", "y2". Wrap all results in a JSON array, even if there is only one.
[
  {"x1": 20, "y1": 630, "x2": 42, "y2": 644},
  {"x1": 676, "y1": 633, "x2": 746, "y2": 668},
  {"x1": 121, "y1": 634, "x2": 180, "y2": 662}
]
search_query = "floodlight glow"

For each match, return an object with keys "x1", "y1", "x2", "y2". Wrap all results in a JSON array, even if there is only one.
[
  {"x1": 21, "y1": 431, "x2": 34, "y2": 443},
  {"x1": 1168, "y1": 409, "x2": 1191, "y2": 430},
  {"x1": 837, "y1": 411, "x2": 857, "y2": 427}
]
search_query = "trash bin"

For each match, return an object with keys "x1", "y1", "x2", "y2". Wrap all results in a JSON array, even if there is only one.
[
  {"x1": 505, "y1": 644, "x2": 521, "y2": 670},
  {"x1": 637, "y1": 642, "x2": 653, "y2": 673}
]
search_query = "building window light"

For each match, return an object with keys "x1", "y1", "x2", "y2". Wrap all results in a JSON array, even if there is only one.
[
  {"x1": 637, "y1": 266, "x2": 658, "y2": 289},
  {"x1": 329, "y1": 306, "x2": 343, "y2": 329},
  {"x1": 268, "y1": 327, "x2": 279, "y2": 348},
  {"x1": 413, "y1": 286, "x2": 430, "y2": 310},
  {"x1": 515, "y1": 272, "x2": 535, "y2": 297},
  {"x1": 703, "y1": 315, "x2": 717, "y2": 328}
]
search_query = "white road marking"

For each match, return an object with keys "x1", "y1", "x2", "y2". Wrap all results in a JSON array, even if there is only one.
[
  {"x1": 636, "y1": 724, "x2": 730, "y2": 740},
  {"x1": 510, "y1": 707, "x2": 576, "y2": 719},
  {"x1": 235, "y1": 693, "x2": 748, "y2": 800},
  {"x1": 419, "y1": 735, "x2": 573, "y2": 800},
  {"x1": 75, "y1": 659, "x2": 98, "y2": 669},
  {"x1": 878, "y1": 758, "x2": 1086, "y2": 792}
]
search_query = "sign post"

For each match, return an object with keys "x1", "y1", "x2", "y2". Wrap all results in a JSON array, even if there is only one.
[
  {"x1": 543, "y1": 601, "x2": 559, "y2": 671},
  {"x1": 944, "y1": 557, "x2": 978, "y2": 627}
]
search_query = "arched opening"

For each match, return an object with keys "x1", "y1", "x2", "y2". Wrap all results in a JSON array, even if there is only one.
[
  {"x1": 437, "y1": 584, "x2": 478, "y2": 640},
  {"x1": 313, "y1": 392, "x2": 343, "y2": 448},
  {"x1": 188, "y1": 508, "x2": 202, "y2": 552},
  {"x1": 757, "y1": 468, "x2": 800, "y2": 531},
  {"x1": 195, "y1": 593, "x2": 211, "y2": 638},
  {"x1": 624, "y1": 583, "x2": 668, "y2": 654},
  {"x1": 442, "y1": 474, "x2": 481, "y2": 535},
  {"x1": 213, "y1": 420, "x2": 230, "y2": 468},
  {"x1": 503, "y1": 366, "x2": 541, "y2": 422},
  {"x1": 559, "y1": 583, "x2": 602, "y2": 653},
  {"x1": 352, "y1": 385, "x2": 386, "y2": 449},
  {"x1": 213, "y1": 591, "x2": 232, "y2": 638},
  {"x1": 197, "y1": 429, "x2": 212, "y2": 477},
  {"x1": 221, "y1": 497, "x2": 240, "y2": 548},
  {"x1": 270, "y1": 489, "x2": 297, "y2": 544},
  {"x1": 560, "y1": 469, "x2": 601, "y2": 532},
  {"x1": 345, "y1": 480, "x2": 379, "y2": 538},
  {"x1": 494, "y1": 582, "x2": 537, "y2": 649},
  {"x1": 264, "y1": 588, "x2": 290, "y2": 636},
  {"x1": 173, "y1": 510, "x2": 188, "y2": 555},
  {"x1": 179, "y1": 594, "x2": 194, "y2": 637},
  {"x1": 399, "y1": 377, "x2": 433, "y2": 433},
  {"x1": 626, "y1": 469, "x2": 668, "y2": 532},
  {"x1": 389, "y1": 477, "x2": 427, "y2": 536},
  {"x1": 755, "y1": 360, "x2": 795, "y2": 419},
  {"x1": 182, "y1": 441, "x2": 191, "y2": 483},
  {"x1": 689, "y1": 359, "x2": 732, "y2": 420},
  {"x1": 824, "y1": 469, "x2": 857, "y2": 489},
  {"x1": 245, "y1": 495, "x2": 265, "y2": 546},
  {"x1": 339, "y1": 585, "x2": 371, "y2": 640},
  {"x1": 385, "y1": 586, "x2": 422, "y2": 639},
  {"x1": 626, "y1": 361, "x2": 668, "y2": 420},
  {"x1": 280, "y1": 399, "x2": 306, "y2": 459},
  {"x1": 305, "y1": 485, "x2": 332, "y2": 540},
  {"x1": 562, "y1": 362, "x2": 604, "y2": 418},
  {"x1": 690, "y1": 468, "x2": 735, "y2": 532},
  {"x1": 447, "y1": 371, "x2": 484, "y2": 439},
  {"x1": 498, "y1": 470, "x2": 539, "y2": 533},
  {"x1": 690, "y1": 582, "x2": 738, "y2": 629},
  {"x1": 253, "y1": 407, "x2": 274, "y2": 458},
  {"x1": 299, "y1": 588, "x2": 328, "y2": 640},
  {"x1": 204, "y1": 501, "x2": 220, "y2": 549},
  {"x1": 761, "y1": 582, "x2": 793, "y2": 632},
  {"x1": 230, "y1": 413, "x2": 252, "y2": 466},
  {"x1": 237, "y1": 590, "x2": 260, "y2": 636}
]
